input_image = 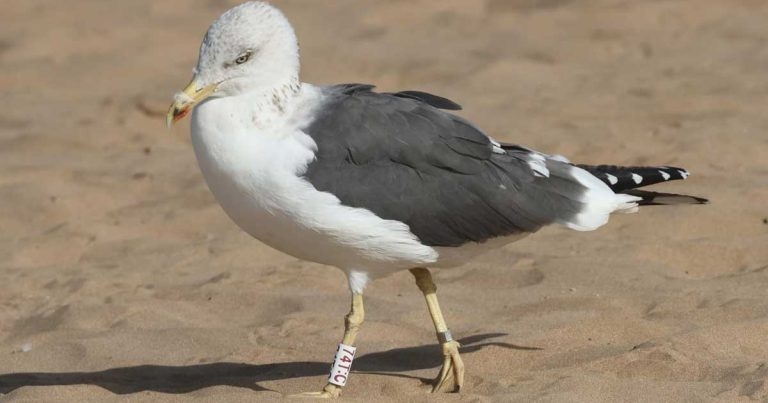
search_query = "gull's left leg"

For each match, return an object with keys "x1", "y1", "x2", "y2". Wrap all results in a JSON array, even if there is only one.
[
  {"x1": 410, "y1": 267, "x2": 465, "y2": 393},
  {"x1": 291, "y1": 291, "x2": 364, "y2": 398}
]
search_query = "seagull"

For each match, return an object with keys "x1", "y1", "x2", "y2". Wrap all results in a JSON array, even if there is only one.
[{"x1": 166, "y1": 1, "x2": 707, "y2": 398}]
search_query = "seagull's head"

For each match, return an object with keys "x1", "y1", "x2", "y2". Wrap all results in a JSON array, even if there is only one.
[{"x1": 167, "y1": 1, "x2": 300, "y2": 127}]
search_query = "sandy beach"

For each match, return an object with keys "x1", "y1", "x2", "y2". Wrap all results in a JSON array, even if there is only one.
[{"x1": 1, "y1": 0, "x2": 767, "y2": 401}]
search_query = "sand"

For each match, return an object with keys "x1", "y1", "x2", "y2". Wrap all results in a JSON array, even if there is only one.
[{"x1": 1, "y1": 0, "x2": 767, "y2": 401}]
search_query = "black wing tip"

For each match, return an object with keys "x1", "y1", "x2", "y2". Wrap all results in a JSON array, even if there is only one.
[
  {"x1": 658, "y1": 195, "x2": 709, "y2": 205},
  {"x1": 690, "y1": 195, "x2": 709, "y2": 204},
  {"x1": 659, "y1": 166, "x2": 690, "y2": 180},
  {"x1": 575, "y1": 164, "x2": 695, "y2": 192},
  {"x1": 624, "y1": 189, "x2": 709, "y2": 206}
]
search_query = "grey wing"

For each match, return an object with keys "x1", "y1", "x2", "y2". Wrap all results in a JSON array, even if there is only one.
[{"x1": 301, "y1": 84, "x2": 587, "y2": 247}]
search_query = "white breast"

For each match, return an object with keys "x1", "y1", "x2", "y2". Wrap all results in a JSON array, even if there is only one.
[{"x1": 189, "y1": 86, "x2": 438, "y2": 275}]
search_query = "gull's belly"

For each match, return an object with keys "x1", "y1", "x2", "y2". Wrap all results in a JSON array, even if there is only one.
[
  {"x1": 190, "y1": 124, "x2": 438, "y2": 272},
  {"x1": 193, "y1": 147, "x2": 352, "y2": 266},
  {"x1": 200, "y1": 164, "x2": 436, "y2": 270},
  {"x1": 214, "y1": 189, "x2": 354, "y2": 266}
]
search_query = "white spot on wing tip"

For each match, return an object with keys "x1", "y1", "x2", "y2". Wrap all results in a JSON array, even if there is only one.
[
  {"x1": 631, "y1": 173, "x2": 643, "y2": 184},
  {"x1": 659, "y1": 170, "x2": 671, "y2": 180},
  {"x1": 678, "y1": 169, "x2": 690, "y2": 179},
  {"x1": 605, "y1": 173, "x2": 618, "y2": 185}
]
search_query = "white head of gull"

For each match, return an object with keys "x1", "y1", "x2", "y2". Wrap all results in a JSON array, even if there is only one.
[
  {"x1": 169, "y1": 2, "x2": 301, "y2": 127},
  {"x1": 166, "y1": 1, "x2": 707, "y2": 398}
]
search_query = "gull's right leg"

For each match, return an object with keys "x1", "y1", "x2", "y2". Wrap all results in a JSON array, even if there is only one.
[
  {"x1": 291, "y1": 291, "x2": 364, "y2": 399},
  {"x1": 410, "y1": 267, "x2": 465, "y2": 393}
]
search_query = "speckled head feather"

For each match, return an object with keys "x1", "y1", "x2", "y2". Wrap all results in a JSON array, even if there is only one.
[{"x1": 194, "y1": 1, "x2": 300, "y2": 98}]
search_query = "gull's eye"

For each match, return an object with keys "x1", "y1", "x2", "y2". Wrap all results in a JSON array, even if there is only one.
[{"x1": 235, "y1": 50, "x2": 252, "y2": 65}]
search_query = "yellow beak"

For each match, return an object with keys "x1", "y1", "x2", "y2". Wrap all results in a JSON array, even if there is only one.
[{"x1": 166, "y1": 79, "x2": 218, "y2": 128}]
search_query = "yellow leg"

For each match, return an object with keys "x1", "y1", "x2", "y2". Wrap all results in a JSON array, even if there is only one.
[
  {"x1": 291, "y1": 292, "x2": 364, "y2": 399},
  {"x1": 410, "y1": 268, "x2": 465, "y2": 393}
]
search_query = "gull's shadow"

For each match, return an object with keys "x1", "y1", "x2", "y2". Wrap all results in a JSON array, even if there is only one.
[{"x1": 0, "y1": 333, "x2": 540, "y2": 395}]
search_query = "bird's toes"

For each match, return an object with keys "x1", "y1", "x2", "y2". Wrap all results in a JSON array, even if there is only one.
[
  {"x1": 430, "y1": 340, "x2": 464, "y2": 393},
  {"x1": 452, "y1": 353, "x2": 465, "y2": 392}
]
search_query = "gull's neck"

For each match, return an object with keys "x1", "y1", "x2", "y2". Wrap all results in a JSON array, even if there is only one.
[
  {"x1": 240, "y1": 75, "x2": 302, "y2": 123},
  {"x1": 236, "y1": 31, "x2": 302, "y2": 126}
]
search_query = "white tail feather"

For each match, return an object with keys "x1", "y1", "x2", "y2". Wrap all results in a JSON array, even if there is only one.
[{"x1": 552, "y1": 163, "x2": 640, "y2": 231}]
